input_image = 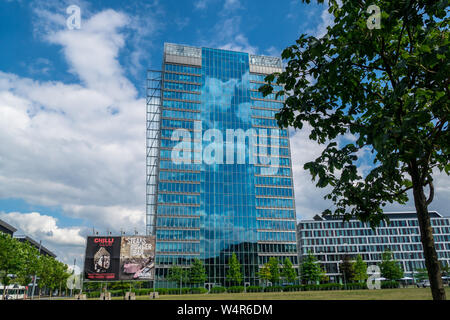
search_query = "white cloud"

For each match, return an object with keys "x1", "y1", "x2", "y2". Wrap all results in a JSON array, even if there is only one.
[
  {"x1": 46, "y1": 10, "x2": 136, "y2": 100},
  {"x1": 0, "y1": 212, "x2": 85, "y2": 246},
  {"x1": 266, "y1": 46, "x2": 281, "y2": 58},
  {"x1": 289, "y1": 125, "x2": 450, "y2": 219},
  {"x1": 205, "y1": 16, "x2": 258, "y2": 54},
  {"x1": 62, "y1": 204, "x2": 145, "y2": 232},
  {"x1": 0, "y1": 8, "x2": 148, "y2": 267},
  {"x1": 223, "y1": 0, "x2": 241, "y2": 11},
  {"x1": 289, "y1": 125, "x2": 334, "y2": 220},
  {"x1": 304, "y1": 3, "x2": 334, "y2": 38},
  {"x1": 219, "y1": 33, "x2": 257, "y2": 54},
  {"x1": 383, "y1": 168, "x2": 450, "y2": 215},
  {"x1": 194, "y1": 0, "x2": 209, "y2": 10}
]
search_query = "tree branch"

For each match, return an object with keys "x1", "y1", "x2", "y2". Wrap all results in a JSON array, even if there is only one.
[
  {"x1": 380, "y1": 37, "x2": 398, "y2": 89},
  {"x1": 394, "y1": 20, "x2": 406, "y2": 64},
  {"x1": 351, "y1": 62, "x2": 386, "y2": 72}
]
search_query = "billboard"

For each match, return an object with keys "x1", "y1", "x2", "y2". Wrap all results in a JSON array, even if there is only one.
[{"x1": 84, "y1": 236, "x2": 156, "y2": 281}]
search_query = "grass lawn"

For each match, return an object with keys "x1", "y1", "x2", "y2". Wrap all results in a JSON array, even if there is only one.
[{"x1": 98, "y1": 287, "x2": 450, "y2": 300}]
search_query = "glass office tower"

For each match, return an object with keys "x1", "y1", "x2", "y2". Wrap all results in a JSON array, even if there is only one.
[{"x1": 147, "y1": 43, "x2": 298, "y2": 287}]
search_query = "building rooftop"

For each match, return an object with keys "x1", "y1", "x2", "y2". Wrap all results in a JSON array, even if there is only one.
[
  {"x1": 14, "y1": 235, "x2": 57, "y2": 258},
  {"x1": 0, "y1": 218, "x2": 17, "y2": 234},
  {"x1": 163, "y1": 42, "x2": 283, "y2": 73},
  {"x1": 300, "y1": 211, "x2": 444, "y2": 222}
]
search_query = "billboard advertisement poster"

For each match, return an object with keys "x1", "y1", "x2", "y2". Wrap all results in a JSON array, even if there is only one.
[
  {"x1": 119, "y1": 236, "x2": 156, "y2": 280},
  {"x1": 84, "y1": 237, "x2": 121, "y2": 280}
]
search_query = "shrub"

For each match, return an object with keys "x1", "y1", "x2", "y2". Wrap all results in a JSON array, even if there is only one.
[
  {"x1": 283, "y1": 285, "x2": 303, "y2": 292},
  {"x1": 109, "y1": 289, "x2": 123, "y2": 297},
  {"x1": 167, "y1": 288, "x2": 184, "y2": 295},
  {"x1": 264, "y1": 285, "x2": 283, "y2": 292},
  {"x1": 227, "y1": 286, "x2": 245, "y2": 293},
  {"x1": 181, "y1": 287, "x2": 191, "y2": 294},
  {"x1": 156, "y1": 288, "x2": 168, "y2": 295},
  {"x1": 134, "y1": 288, "x2": 153, "y2": 296},
  {"x1": 86, "y1": 291, "x2": 100, "y2": 298},
  {"x1": 321, "y1": 283, "x2": 343, "y2": 290},
  {"x1": 302, "y1": 283, "x2": 342, "y2": 291},
  {"x1": 381, "y1": 280, "x2": 400, "y2": 289},
  {"x1": 345, "y1": 282, "x2": 367, "y2": 290},
  {"x1": 302, "y1": 284, "x2": 319, "y2": 291},
  {"x1": 189, "y1": 287, "x2": 208, "y2": 294},
  {"x1": 246, "y1": 286, "x2": 263, "y2": 293},
  {"x1": 209, "y1": 286, "x2": 227, "y2": 294}
]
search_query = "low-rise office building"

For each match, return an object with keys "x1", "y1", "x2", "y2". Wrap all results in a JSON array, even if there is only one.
[
  {"x1": 297, "y1": 211, "x2": 450, "y2": 282},
  {"x1": 0, "y1": 218, "x2": 56, "y2": 257},
  {"x1": 0, "y1": 219, "x2": 17, "y2": 236},
  {"x1": 14, "y1": 235, "x2": 56, "y2": 258}
]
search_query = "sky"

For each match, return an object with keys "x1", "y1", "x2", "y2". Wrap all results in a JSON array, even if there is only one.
[{"x1": 0, "y1": 0, "x2": 449, "y2": 268}]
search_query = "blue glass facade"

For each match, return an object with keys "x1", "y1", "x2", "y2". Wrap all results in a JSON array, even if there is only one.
[{"x1": 151, "y1": 43, "x2": 298, "y2": 286}]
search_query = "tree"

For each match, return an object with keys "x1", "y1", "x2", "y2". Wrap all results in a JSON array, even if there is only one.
[
  {"x1": 260, "y1": 0, "x2": 448, "y2": 300},
  {"x1": 414, "y1": 268, "x2": 429, "y2": 283},
  {"x1": 299, "y1": 251, "x2": 325, "y2": 284},
  {"x1": 267, "y1": 257, "x2": 281, "y2": 285},
  {"x1": 226, "y1": 253, "x2": 243, "y2": 286},
  {"x1": 38, "y1": 255, "x2": 62, "y2": 298},
  {"x1": 15, "y1": 242, "x2": 42, "y2": 288},
  {"x1": 339, "y1": 255, "x2": 355, "y2": 285},
  {"x1": 166, "y1": 265, "x2": 189, "y2": 289},
  {"x1": 189, "y1": 258, "x2": 207, "y2": 286},
  {"x1": 379, "y1": 250, "x2": 404, "y2": 280},
  {"x1": 353, "y1": 254, "x2": 368, "y2": 283},
  {"x1": 281, "y1": 258, "x2": 298, "y2": 284},
  {"x1": 53, "y1": 262, "x2": 70, "y2": 297},
  {"x1": 0, "y1": 233, "x2": 25, "y2": 300},
  {"x1": 257, "y1": 263, "x2": 272, "y2": 287}
]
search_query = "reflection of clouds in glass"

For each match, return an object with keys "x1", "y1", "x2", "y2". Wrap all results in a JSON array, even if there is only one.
[
  {"x1": 203, "y1": 77, "x2": 238, "y2": 111},
  {"x1": 240, "y1": 71, "x2": 250, "y2": 89},
  {"x1": 225, "y1": 128, "x2": 257, "y2": 165},
  {"x1": 201, "y1": 212, "x2": 257, "y2": 259},
  {"x1": 198, "y1": 67, "x2": 259, "y2": 260},
  {"x1": 203, "y1": 129, "x2": 223, "y2": 165},
  {"x1": 235, "y1": 102, "x2": 251, "y2": 124},
  {"x1": 201, "y1": 74, "x2": 252, "y2": 129}
]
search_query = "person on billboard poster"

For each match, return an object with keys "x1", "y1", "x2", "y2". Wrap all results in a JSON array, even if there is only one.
[
  {"x1": 84, "y1": 237, "x2": 121, "y2": 280},
  {"x1": 93, "y1": 247, "x2": 111, "y2": 273}
]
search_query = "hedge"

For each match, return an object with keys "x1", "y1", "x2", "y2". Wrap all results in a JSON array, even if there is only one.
[
  {"x1": 381, "y1": 281, "x2": 400, "y2": 289},
  {"x1": 264, "y1": 285, "x2": 283, "y2": 292},
  {"x1": 86, "y1": 291, "x2": 101, "y2": 298},
  {"x1": 85, "y1": 281, "x2": 396, "y2": 298},
  {"x1": 310, "y1": 283, "x2": 343, "y2": 291},
  {"x1": 209, "y1": 286, "x2": 227, "y2": 294},
  {"x1": 283, "y1": 285, "x2": 303, "y2": 292},
  {"x1": 246, "y1": 286, "x2": 263, "y2": 293},
  {"x1": 190, "y1": 287, "x2": 208, "y2": 294},
  {"x1": 345, "y1": 282, "x2": 367, "y2": 290},
  {"x1": 226, "y1": 286, "x2": 245, "y2": 293}
]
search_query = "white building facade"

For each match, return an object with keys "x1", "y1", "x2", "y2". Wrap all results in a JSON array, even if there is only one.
[{"x1": 297, "y1": 211, "x2": 450, "y2": 282}]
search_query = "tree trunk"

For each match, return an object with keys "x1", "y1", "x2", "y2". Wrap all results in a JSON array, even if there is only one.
[{"x1": 411, "y1": 168, "x2": 446, "y2": 300}]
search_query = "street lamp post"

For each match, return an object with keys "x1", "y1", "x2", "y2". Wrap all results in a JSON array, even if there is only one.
[{"x1": 70, "y1": 258, "x2": 76, "y2": 297}]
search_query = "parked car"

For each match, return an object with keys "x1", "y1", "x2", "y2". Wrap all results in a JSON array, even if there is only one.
[{"x1": 416, "y1": 280, "x2": 430, "y2": 288}]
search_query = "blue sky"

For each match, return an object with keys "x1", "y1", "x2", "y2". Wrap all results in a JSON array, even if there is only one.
[
  {"x1": 0, "y1": 0, "x2": 327, "y2": 93},
  {"x1": 0, "y1": 0, "x2": 448, "y2": 267}
]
